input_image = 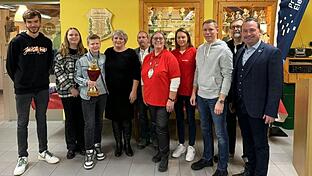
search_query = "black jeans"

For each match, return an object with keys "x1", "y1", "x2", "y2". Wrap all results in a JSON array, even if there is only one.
[
  {"x1": 61, "y1": 96, "x2": 85, "y2": 151},
  {"x1": 226, "y1": 108, "x2": 237, "y2": 155},
  {"x1": 237, "y1": 103, "x2": 269, "y2": 176},
  {"x1": 136, "y1": 91, "x2": 155, "y2": 142},
  {"x1": 149, "y1": 106, "x2": 170, "y2": 157},
  {"x1": 174, "y1": 95, "x2": 196, "y2": 146},
  {"x1": 81, "y1": 94, "x2": 107, "y2": 150},
  {"x1": 15, "y1": 89, "x2": 49, "y2": 157}
]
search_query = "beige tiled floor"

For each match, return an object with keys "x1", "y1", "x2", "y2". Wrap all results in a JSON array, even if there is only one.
[
  {"x1": 0, "y1": 90, "x2": 298, "y2": 176},
  {"x1": 0, "y1": 119, "x2": 298, "y2": 176}
]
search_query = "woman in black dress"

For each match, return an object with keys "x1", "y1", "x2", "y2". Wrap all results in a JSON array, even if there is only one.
[{"x1": 104, "y1": 30, "x2": 140, "y2": 157}]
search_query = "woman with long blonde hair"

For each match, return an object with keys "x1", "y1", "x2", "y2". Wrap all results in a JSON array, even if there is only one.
[{"x1": 54, "y1": 27, "x2": 86, "y2": 159}]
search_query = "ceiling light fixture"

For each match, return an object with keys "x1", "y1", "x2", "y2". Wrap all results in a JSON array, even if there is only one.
[
  {"x1": 14, "y1": 4, "x2": 52, "y2": 22},
  {"x1": 14, "y1": 5, "x2": 28, "y2": 22}
]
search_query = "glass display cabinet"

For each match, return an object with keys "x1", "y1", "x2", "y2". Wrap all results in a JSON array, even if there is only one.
[
  {"x1": 140, "y1": 0, "x2": 204, "y2": 50},
  {"x1": 213, "y1": 0, "x2": 277, "y2": 44}
]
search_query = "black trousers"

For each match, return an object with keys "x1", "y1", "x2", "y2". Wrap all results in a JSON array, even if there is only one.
[
  {"x1": 61, "y1": 96, "x2": 85, "y2": 151},
  {"x1": 226, "y1": 109, "x2": 236, "y2": 155},
  {"x1": 112, "y1": 120, "x2": 132, "y2": 143},
  {"x1": 81, "y1": 94, "x2": 107, "y2": 150},
  {"x1": 136, "y1": 91, "x2": 156, "y2": 141},
  {"x1": 174, "y1": 95, "x2": 196, "y2": 146},
  {"x1": 149, "y1": 106, "x2": 170, "y2": 157},
  {"x1": 237, "y1": 103, "x2": 269, "y2": 176}
]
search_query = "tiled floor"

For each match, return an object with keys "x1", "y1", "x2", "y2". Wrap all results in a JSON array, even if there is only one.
[
  {"x1": 0, "y1": 90, "x2": 3, "y2": 120},
  {"x1": 0, "y1": 119, "x2": 298, "y2": 176},
  {"x1": 0, "y1": 90, "x2": 298, "y2": 176}
]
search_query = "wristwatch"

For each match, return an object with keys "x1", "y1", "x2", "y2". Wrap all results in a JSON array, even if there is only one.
[
  {"x1": 218, "y1": 99, "x2": 225, "y2": 104},
  {"x1": 168, "y1": 97, "x2": 175, "y2": 102}
]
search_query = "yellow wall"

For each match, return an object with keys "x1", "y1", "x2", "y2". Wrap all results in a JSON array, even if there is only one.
[
  {"x1": 60, "y1": 0, "x2": 214, "y2": 50},
  {"x1": 292, "y1": 1, "x2": 312, "y2": 48},
  {"x1": 205, "y1": 0, "x2": 213, "y2": 21},
  {"x1": 60, "y1": 0, "x2": 140, "y2": 50},
  {"x1": 61, "y1": 0, "x2": 310, "y2": 50}
]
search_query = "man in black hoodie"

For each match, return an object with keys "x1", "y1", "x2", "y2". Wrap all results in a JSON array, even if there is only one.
[{"x1": 6, "y1": 9, "x2": 59, "y2": 176}]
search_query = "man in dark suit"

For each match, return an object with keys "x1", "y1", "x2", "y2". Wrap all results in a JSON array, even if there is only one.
[
  {"x1": 232, "y1": 18, "x2": 283, "y2": 176},
  {"x1": 134, "y1": 31, "x2": 155, "y2": 149},
  {"x1": 226, "y1": 18, "x2": 244, "y2": 159}
]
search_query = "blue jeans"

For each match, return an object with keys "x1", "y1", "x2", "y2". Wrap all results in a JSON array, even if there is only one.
[
  {"x1": 197, "y1": 96, "x2": 229, "y2": 171},
  {"x1": 174, "y1": 95, "x2": 196, "y2": 146}
]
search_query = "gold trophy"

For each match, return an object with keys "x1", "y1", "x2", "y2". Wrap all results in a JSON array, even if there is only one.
[{"x1": 87, "y1": 59, "x2": 101, "y2": 97}]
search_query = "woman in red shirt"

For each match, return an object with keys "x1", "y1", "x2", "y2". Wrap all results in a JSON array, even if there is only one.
[
  {"x1": 171, "y1": 28, "x2": 197, "y2": 162},
  {"x1": 141, "y1": 31, "x2": 180, "y2": 172}
]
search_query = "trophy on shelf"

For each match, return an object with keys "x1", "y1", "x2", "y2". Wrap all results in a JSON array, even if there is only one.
[
  {"x1": 259, "y1": 10, "x2": 266, "y2": 23},
  {"x1": 87, "y1": 59, "x2": 101, "y2": 97},
  {"x1": 223, "y1": 12, "x2": 229, "y2": 25},
  {"x1": 168, "y1": 7, "x2": 173, "y2": 20},
  {"x1": 167, "y1": 7, "x2": 174, "y2": 26},
  {"x1": 242, "y1": 8, "x2": 250, "y2": 19},
  {"x1": 179, "y1": 8, "x2": 185, "y2": 20},
  {"x1": 235, "y1": 11, "x2": 242, "y2": 20},
  {"x1": 230, "y1": 12, "x2": 235, "y2": 21},
  {"x1": 156, "y1": 10, "x2": 163, "y2": 27},
  {"x1": 253, "y1": 11, "x2": 259, "y2": 19},
  {"x1": 148, "y1": 9, "x2": 153, "y2": 26}
]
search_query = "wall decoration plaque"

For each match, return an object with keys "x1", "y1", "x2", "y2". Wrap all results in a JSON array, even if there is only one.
[
  {"x1": 42, "y1": 22, "x2": 56, "y2": 36},
  {"x1": 88, "y1": 8, "x2": 114, "y2": 41}
]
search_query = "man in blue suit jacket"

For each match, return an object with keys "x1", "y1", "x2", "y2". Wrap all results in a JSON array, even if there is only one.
[{"x1": 232, "y1": 18, "x2": 283, "y2": 176}]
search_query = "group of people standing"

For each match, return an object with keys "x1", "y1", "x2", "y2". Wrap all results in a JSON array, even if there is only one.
[{"x1": 6, "y1": 9, "x2": 282, "y2": 176}]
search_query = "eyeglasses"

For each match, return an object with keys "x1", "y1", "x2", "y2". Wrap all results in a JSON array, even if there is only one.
[
  {"x1": 152, "y1": 37, "x2": 164, "y2": 41},
  {"x1": 231, "y1": 25, "x2": 242, "y2": 30}
]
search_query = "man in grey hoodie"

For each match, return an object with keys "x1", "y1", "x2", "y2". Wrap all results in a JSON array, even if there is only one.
[{"x1": 190, "y1": 19, "x2": 233, "y2": 176}]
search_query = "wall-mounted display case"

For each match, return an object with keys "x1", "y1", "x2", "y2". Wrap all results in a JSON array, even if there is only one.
[
  {"x1": 140, "y1": 0, "x2": 204, "y2": 50},
  {"x1": 214, "y1": 0, "x2": 277, "y2": 44}
]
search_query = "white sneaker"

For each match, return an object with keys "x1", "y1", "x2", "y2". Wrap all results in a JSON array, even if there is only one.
[
  {"x1": 13, "y1": 157, "x2": 28, "y2": 176},
  {"x1": 185, "y1": 146, "x2": 196, "y2": 161},
  {"x1": 172, "y1": 144, "x2": 186, "y2": 158},
  {"x1": 38, "y1": 150, "x2": 60, "y2": 164},
  {"x1": 94, "y1": 143, "x2": 106, "y2": 161},
  {"x1": 84, "y1": 149, "x2": 95, "y2": 170}
]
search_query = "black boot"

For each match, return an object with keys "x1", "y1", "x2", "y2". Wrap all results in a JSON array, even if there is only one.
[
  {"x1": 123, "y1": 120, "x2": 133, "y2": 157},
  {"x1": 115, "y1": 141, "x2": 123, "y2": 157},
  {"x1": 124, "y1": 140, "x2": 133, "y2": 156},
  {"x1": 232, "y1": 162, "x2": 253, "y2": 176},
  {"x1": 158, "y1": 153, "x2": 169, "y2": 172},
  {"x1": 152, "y1": 151, "x2": 162, "y2": 163},
  {"x1": 112, "y1": 121, "x2": 123, "y2": 157}
]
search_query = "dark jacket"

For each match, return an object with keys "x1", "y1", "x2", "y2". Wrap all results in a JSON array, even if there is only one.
[
  {"x1": 134, "y1": 46, "x2": 152, "y2": 95},
  {"x1": 6, "y1": 32, "x2": 53, "y2": 94},
  {"x1": 226, "y1": 39, "x2": 244, "y2": 103},
  {"x1": 226, "y1": 39, "x2": 244, "y2": 57},
  {"x1": 134, "y1": 46, "x2": 153, "y2": 62},
  {"x1": 232, "y1": 42, "x2": 283, "y2": 118}
]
